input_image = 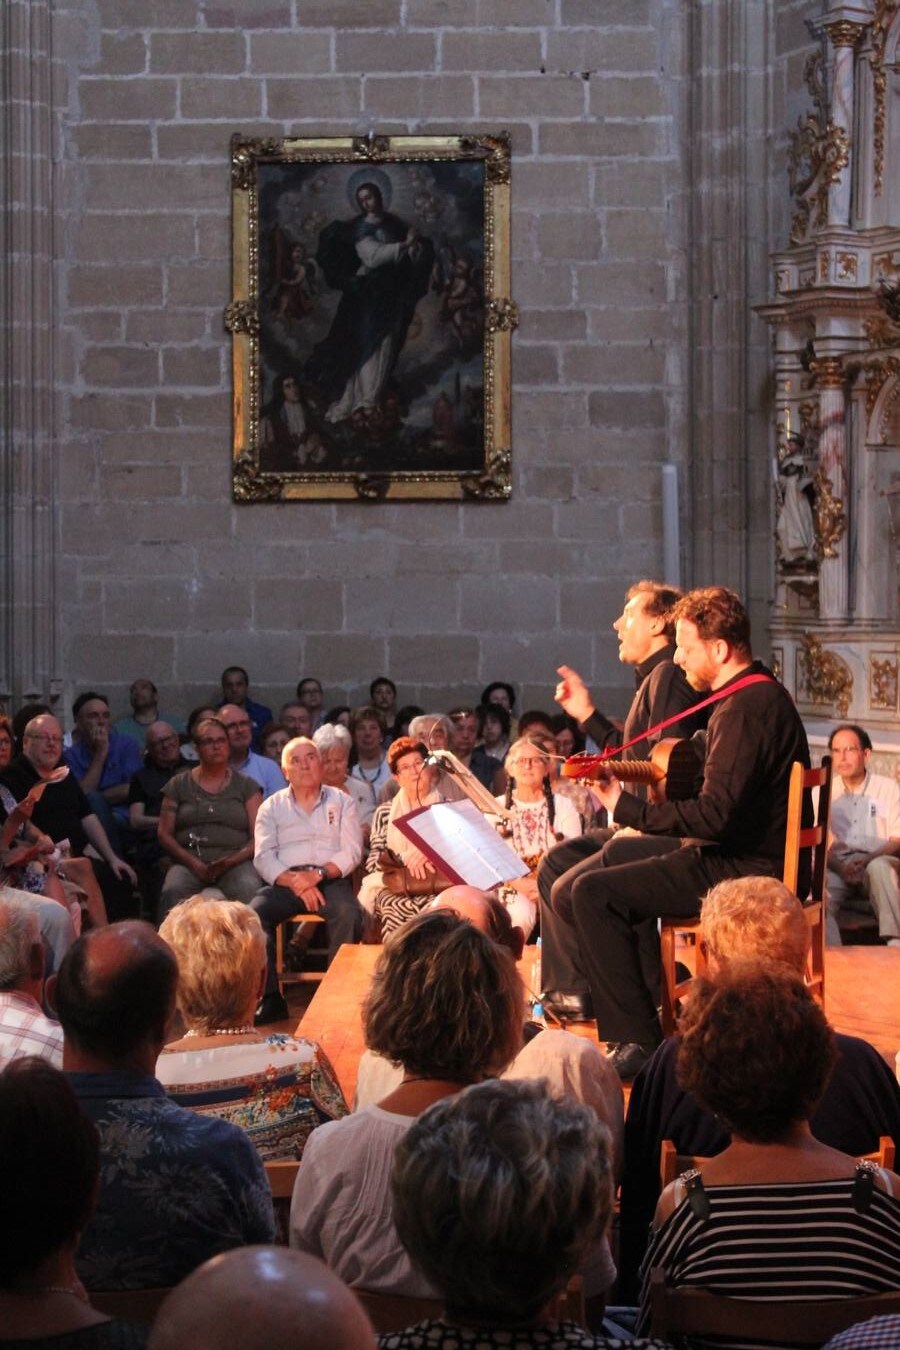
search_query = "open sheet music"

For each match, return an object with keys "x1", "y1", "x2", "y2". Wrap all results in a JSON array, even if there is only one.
[{"x1": 393, "y1": 798, "x2": 528, "y2": 890}]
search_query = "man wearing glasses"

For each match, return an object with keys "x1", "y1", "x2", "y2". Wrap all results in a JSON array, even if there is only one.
[
  {"x1": 127, "y1": 723, "x2": 189, "y2": 919},
  {"x1": 1, "y1": 715, "x2": 137, "y2": 920},
  {"x1": 219, "y1": 704, "x2": 286, "y2": 800}
]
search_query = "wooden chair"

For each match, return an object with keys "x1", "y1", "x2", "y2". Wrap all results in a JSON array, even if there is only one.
[
  {"x1": 275, "y1": 914, "x2": 327, "y2": 995},
  {"x1": 90, "y1": 1287, "x2": 172, "y2": 1325},
  {"x1": 265, "y1": 1156, "x2": 301, "y2": 1242},
  {"x1": 648, "y1": 1267, "x2": 900, "y2": 1344},
  {"x1": 659, "y1": 1134, "x2": 896, "y2": 1190},
  {"x1": 658, "y1": 756, "x2": 833, "y2": 1036},
  {"x1": 353, "y1": 1276, "x2": 584, "y2": 1334}
]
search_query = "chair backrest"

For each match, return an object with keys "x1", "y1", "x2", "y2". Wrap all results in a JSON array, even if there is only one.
[
  {"x1": 783, "y1": 756, "x2": 832, "y2": 901},
  {"x1": 659, "y1": 1135, "x2": 897, "y2": 1190},
  {"x1": 265, "y1": 1157, "x2": 301, "y2": 1198},
  {"x1": 353, "y1": 1276, "x2": 584, "y2": 1334},
  {"x1": 90, "y1": 1286, "x2": 172, "y2": 1325},
  {"x1": 648, "y1": 1268, "x2": 900, "y2": 1344}
]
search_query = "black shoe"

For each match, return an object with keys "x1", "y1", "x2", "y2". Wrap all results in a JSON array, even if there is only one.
[
  {"x1": 606, "y1": 1042, "x2": 657, "y2": 1081},
  {"x1": 541, "y1": 989, "x2": 594, "y2": 1022},
  {"x1": 254, "y1": 991, "x2": 289, "y2": 1026}
]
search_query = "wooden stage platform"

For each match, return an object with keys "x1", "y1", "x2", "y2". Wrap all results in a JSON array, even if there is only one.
[{"x1": 295, "y1": 944, "x2": 900, "y2": 1106}]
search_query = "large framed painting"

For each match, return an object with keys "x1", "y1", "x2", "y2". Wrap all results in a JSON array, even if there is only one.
[{"x1": 226, "y1": 132, "x2": 516, "y2": 502}]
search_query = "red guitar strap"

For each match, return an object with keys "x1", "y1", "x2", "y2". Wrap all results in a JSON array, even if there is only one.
[{"x1": 595, "y1": 671, "x2": 776, "y2": 762}]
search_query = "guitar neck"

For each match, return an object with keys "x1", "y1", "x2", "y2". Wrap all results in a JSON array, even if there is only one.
[{"x1": 562, "y1": 756, "x2": 663, "y2": 785}]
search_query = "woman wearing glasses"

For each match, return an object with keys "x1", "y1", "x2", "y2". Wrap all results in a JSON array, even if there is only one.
[
  {"x1": 157, "y1": 716, "x2": 263, "y2": 921},
  {"x1": 492, "y1": 737, "x2": 582, "y2": 940}
]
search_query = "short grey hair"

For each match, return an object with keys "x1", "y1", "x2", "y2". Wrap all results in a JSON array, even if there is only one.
[
  {"x1": 0, "y1": 893, "x2": 41, "y2": 990},
  {"x1": 409, "y1": 713, "x2": 454, "y2": 743},
  {"x1": 392, "y1": 1078, "x2": 613, "y2": 1322},
  {"x1": 313, "y1": 723, "x2": 351, "y2": 755}
]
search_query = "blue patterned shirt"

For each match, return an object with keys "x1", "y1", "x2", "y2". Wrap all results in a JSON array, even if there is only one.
[{"x1": 68, "y1": 1070, "x2": 275, "y2": 1290}]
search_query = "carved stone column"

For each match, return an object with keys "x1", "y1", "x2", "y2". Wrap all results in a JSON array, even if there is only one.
[
  {"x1": 0, "y1": 1, "x2": 59, "y2": 706},
  {"x1": 823, "y1": 20, "x2": 864, "y2": 226},
  {"x1": 811, "y1": 356, "x2": 850, "y2": 618}
]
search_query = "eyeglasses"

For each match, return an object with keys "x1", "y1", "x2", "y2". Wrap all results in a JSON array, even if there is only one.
[
  {"x1": 395, "y1": 759, "x2": 425, "y2": 775},
  {"x1": 510, "y1": 757, "x2": 545, "y2": 768},
  {"x1": 148, "y1": 735, "x2": 179, "y2": 749},
  {"x1": 27, "y1": 734, "x2": 63, "y2": 746},
  {"x1": 197, "y1": 736, "x2": 229, "y2": 747},
  {"x1": 224, "y1": 718, "x2": 251, "y2": 729}
]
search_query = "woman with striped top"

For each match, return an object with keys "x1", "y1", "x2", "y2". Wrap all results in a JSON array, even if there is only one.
[{"x1": 638, "y1": 965, "x2": 900, "y2": 1348}]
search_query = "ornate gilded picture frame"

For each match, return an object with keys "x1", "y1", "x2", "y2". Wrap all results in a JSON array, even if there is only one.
[{"x1": 227, "y1": 132, "x2": 516, "y2": 502}]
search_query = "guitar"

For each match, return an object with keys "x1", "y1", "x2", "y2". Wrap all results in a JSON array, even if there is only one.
[{"x1": 561, "y1": 737, "x2": 704, "y2": 804}]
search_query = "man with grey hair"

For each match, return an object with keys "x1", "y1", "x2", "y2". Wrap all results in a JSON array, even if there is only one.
[{"x1": 0, "y1": 891, "x2": 63, "y2": 1067}]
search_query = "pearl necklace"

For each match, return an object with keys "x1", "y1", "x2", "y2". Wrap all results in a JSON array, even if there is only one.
[
  {"x1": 16, "y1": 1285, "x2": 88, "y2": 1304},
  {"x1": 183, "y1": 1024, "x2": 255, "y2": 1038}
]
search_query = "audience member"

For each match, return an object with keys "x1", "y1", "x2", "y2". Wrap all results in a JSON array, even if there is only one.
[
  {"x1": 492, "y1": 736, "x2": 582, "y2": 937},
  {"x1": 383, "y1": 1080, "x2": 670, "y2": 1350},
  {"x1": 289, "y1": 911, "x2": 523, "y2": 1297},
  {"x1": 349, "y1": 705, "x2": 391, "y2": 809},
  {"x1": 0, "y1": 894, "x2": 63, "y2": 1068},
  {"x1": 127, "y1": 722, "x2": 187, "y2": 919},
  {"x1": 281, "y1": 700, "x2": 313, "y2": 739},
  {"x1": 157, "y1": 897, "x2": 346, "y2": 1159},
  {"x1": 312, "y1": 722, "x2": 373, "y2": 829},
  {"x1": 156, "y1": 717, "x2": 263, "y2": 919},
  {"x1": 552, "y1": 712, "x2": 584, "y2": 759},
  {"x1": 1, "y1": 882, "x2": 76, "y2": 983},
  {"x1": 517, "y1": 709, "x2": 555, "y2": 738},
  {"x1": 0, "y1": 716, "x2": 13, "y2": 774},
  {"x1": 407, "y1": 713, "x2": 453, "y2": 753},
  {"x1": 636, "y1": 966, "x2": 900, "y2": 1339},
  {"x1": 251, "y1": 737, "x2": 363, "y2": 1024},
  {"x1": 258, "y1": 720, "x2": 289, "y2": 764},
  {"x1": 52, "y1": 921, "x2": 275, "y2": 1290},
  {"x1": 448, "y1": 706, "x2": 502, "y2": 791},
  {"x1": 353, "y1": 884, "x2": 625, "y2": 1178},
  {"x1": 114, "y1": 679, "x2": 185, "y2": 750},
  {"x1": 481, "y1": 700, "x2": 512, "y2": 764},
  {"x1": 821, "y1": 1318, "x2": 900, "y2": 1349},
  {"x1": 0, "y1": 1056, "x2": 147, "y2": 1348},
  {"x1": 219, "y1": 703, "x2": 285, "y2": 799},
  {"x1": 64, "y1": 693, "x2": 142, "y2": 846},
  {"x1": 324, "y1": 704, "x2": 352, "y2": 729},
  {"x1": 619, "y1": 875, "x2": 900, "y2": 1301},
  {"x1": 370, "y1": 677, "x2": 398, "y2": 740},
  {"x1": 296, "y1": 678, "x2": 326, "y2": 733},
  {"x1": 10, "y1": 702, "x2": 52, "y2": 754},
  {"x1": 393, "y1": 704, "x2": 424, "y2": 741},
  {"x1": 219, "y1": 666, "x2": 272, "y2": 750},
  {"x1": 480, "y1": 680, "x2": 516, "y2": 715},
  {"x1": 2, "y1": 715, "x2": 137, "y2": 921},
  {"x1": 148, "y1": 1247, "x2": 375, "y2": 1350},
  {"x1": 826, "y1": 723, "x2": 900, "y2": 947}
]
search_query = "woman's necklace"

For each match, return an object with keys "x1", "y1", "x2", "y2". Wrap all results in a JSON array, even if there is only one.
[
  {"x1": 15, "y1": 1285, "x2": 89, "y2": 1304},
  {"x1": 356, "y1": 757, "x2": 384, "y2": 784},
  {"x1": 182, "y1": 1024, "x2": 256, "y2": 1038}
]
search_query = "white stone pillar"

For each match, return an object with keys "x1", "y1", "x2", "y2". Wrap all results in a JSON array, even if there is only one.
[
  {"x1": 824, "y1": 21, "x2": 863, "y2": 227},
  {"x1": 812, "y1": 357, "x2": 849, "y2": 619}
]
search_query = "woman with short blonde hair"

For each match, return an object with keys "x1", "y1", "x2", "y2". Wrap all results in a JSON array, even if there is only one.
[{"x1": 159, "y1": 895, "x2": 266, "y2": 1034}]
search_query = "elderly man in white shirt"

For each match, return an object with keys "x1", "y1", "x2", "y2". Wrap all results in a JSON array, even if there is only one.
[
  {"x1": 251, "y1": 737, "x2": 363, "y2": 1024},
  {"x1": 826, "y1": 723, "x2": 900, "y2": 947}
]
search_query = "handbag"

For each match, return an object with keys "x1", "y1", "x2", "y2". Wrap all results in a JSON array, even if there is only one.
[{"x1": 376, "y1": 848, "x2": 453, "y2": 897}]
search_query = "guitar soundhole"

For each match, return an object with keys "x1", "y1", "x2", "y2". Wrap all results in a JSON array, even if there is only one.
[{"x1": 664, "y1": 741, "x2": 705, "y2": 801}]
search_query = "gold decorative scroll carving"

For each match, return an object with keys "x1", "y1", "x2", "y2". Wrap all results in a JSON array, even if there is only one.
[
  {"x1": 870, "y1": 656, "x2": 899, "y2": 710},
  {"x1": 787, "y1": 50, "x2": 850, "y2": 243},
  {"x1": 871, "y1": 0, "x2": 899, "y2": 194},
  {"x1": 799, "y1": 633, "x2": 853, "y2": 716}
]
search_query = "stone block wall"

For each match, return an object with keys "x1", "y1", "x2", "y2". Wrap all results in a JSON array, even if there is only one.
[{"x1": 35, "y1": 0, "x2": 729, "y2": 723}]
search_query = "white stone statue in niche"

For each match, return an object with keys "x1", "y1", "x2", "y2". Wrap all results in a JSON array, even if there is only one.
[{"x1": 776, "y1": 434, "x2": 817, "y2": 566}]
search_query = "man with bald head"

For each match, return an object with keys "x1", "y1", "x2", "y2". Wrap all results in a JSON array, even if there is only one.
[
  {"x1": 149, "y1": 1247, "x2": 374, "y2": 1350},
  {"x1": 51, "y1": 921, "x2": 274, "y2": 1290},
  {"x1": 251, "y1": 737, "x2": 363, "y2": 1023},
  {"x1": 127, "y1": 721, "x2": 188, "y2": 918}
]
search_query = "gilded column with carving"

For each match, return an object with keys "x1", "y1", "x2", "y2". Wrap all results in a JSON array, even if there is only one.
[
  {"x1": 811, "y1": 356, "x2": 849, "y2": 618},
  {"x1": 823, "y1": 20, "x2": 862, "y2": 226}
]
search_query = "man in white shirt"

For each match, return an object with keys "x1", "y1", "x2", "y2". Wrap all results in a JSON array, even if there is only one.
[
  {"x1": 219, "y1": 704, "x2": 286, "y2": 800},
  {"x1": 251, "y1": 738, "x2": 363, "y2": 1023},
  {"x1": 0, "y1": 892, "x2": 63, "y2": 1068},
  {"x1": 826, "y1": 723, "x2": 900, "y2": 946}
]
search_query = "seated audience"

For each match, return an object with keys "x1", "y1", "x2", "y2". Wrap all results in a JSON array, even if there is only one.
[
  {"x1": 296, "y1": 678, "x2": 326, "y2": 732},
  {"x1": 157, "y1": 717, "x2": 263, "y2": 920},
  {"x1": 280, "y1": 701, "x2": 313, "y2": 739},
  {"x1": 10, "y1": 702, "x2": 52, "y2": 754},
  {"x1": 383, "y1": 1079, "x2": 669, "y2": 1350},
  {"x1": 370, "y1": 676, "x2": 398, "y2": 741},
  {"x1": 178, "y1": 704, "x2": 218, "y2": 762},
  {"x1": 826, "y1": 723, "x2": 900, "y2": 947},
  {"x1": 313, "y1": 722, "x2": 374, "y2": 831},
  {"x1": 0, "y1": 717, "x2": 13, "y2": 774},
  {"x1": 530, "y1": 726, "x2": 599, "y2": 833},
  {"x1": 147, "y1": 1247, "x2": 374, "y2": 1350},
  {"x1": 0, "y1": 894, "x2": 62, "y2": 1068},
  {"x1": 353, "y1": 885, "x2": 625, "y2": 1179},
  {"x1": 393, "y1": 704, "x2": 424, "y2": 741},
  {"x1": 323, "y1": 705, "x2": 352, "y2": 729},
  {"x1": 259, "y1": 720, "x2": 289, "y2": 764},
  {"x1": 0, "y1": 1056, "x2": 146, "y2": 1348},
  {"x1": 448, "y1": 706, "x2": 502, "y2": 791},
  {"x1": 481, "y1": 700, "x2": 512, "y2": 764},
  {"x1": 636, "y1": 965, "x2": 900, "y2": 1339},
  {"x1": 619, "y1": 875, "x2": 900, "y2": 1301},
  {"x1": 127, "y1": 722, "x2": 187, "y2": 920},
  {"x1": 219, "y1": 665, "x2": 272, "y2": 751},
  {"x1": 64, "y1": 692, "x2": 142, "y2": 846},
  {"x1": 114, "y1": 679, "x2": 185, "y2": 750},
  {"x1": 289, "y1": 911, "x2": 523, "y2": 1296},
  {"x1": 52, "y1": 921, "x2": 275, "y2": 1290},
  {"x1": 219, "y1": 703, "x2": 285, "y2": 800},
  {"x1": 407, "y1": 713, "x2": 453, "y2": 753},
  {"x1": 480, "y1": 680, "x2": 516, "y2": 717},
  {"x1": 517, "y1": 708, "x2": 555, "y2": 738},
  {"x1": 349, "y1": 705, "x2": 391, "y2": 809},
  {"x1": 552, "y1": 712, "x2": 584, "y2": 760},
  {"x1": 1, "y1": 882, "x2": 76, "y2": 983},
  {"x1": 492, "y1": 736, "x2": 582, "y2": 938},
  {"x1": 251, "y1": 737, "x2": 363, "y2": 1024},
  {"x1": 157, "y1": 897, "x2": 346, "y2": 1158},
  {"x1": 2, "y1": 715, "x2": 136, "y2": 921}
]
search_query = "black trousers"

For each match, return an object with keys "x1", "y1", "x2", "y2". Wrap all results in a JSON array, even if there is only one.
[{"x1": 251, "y1": 876, "x2": 362, "y2": 995}]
